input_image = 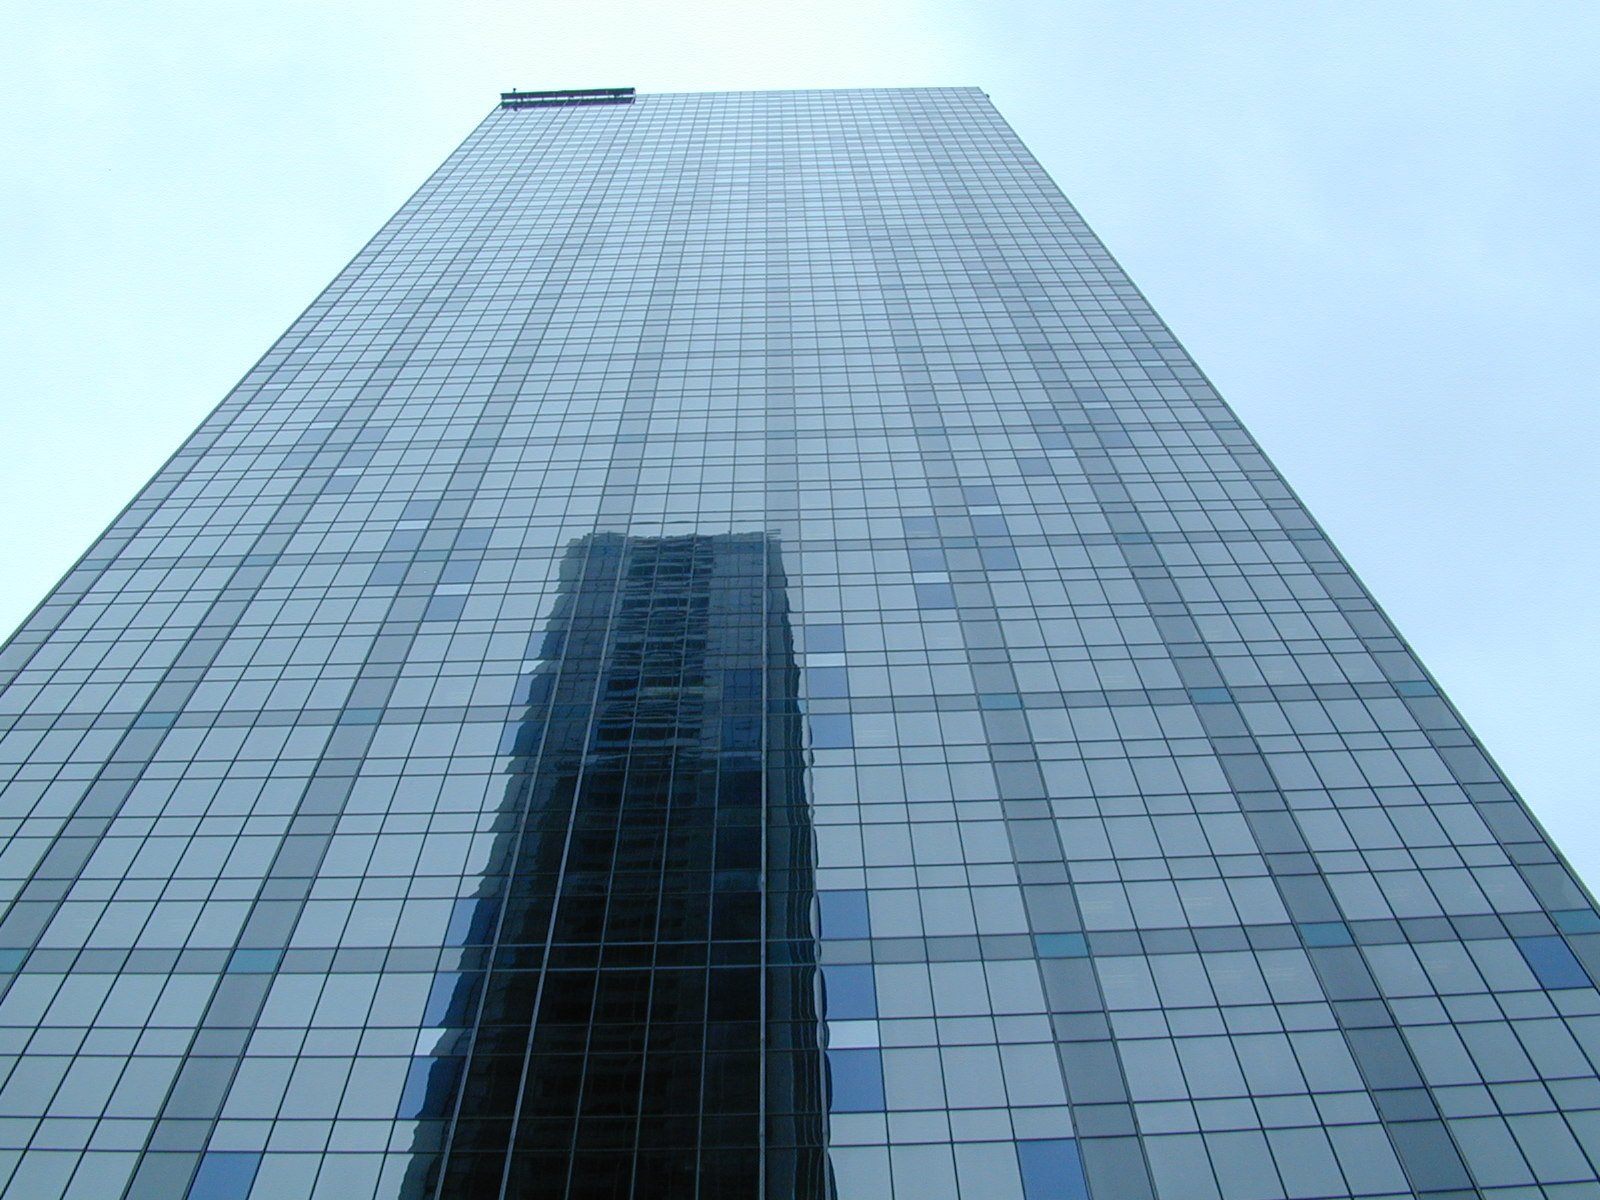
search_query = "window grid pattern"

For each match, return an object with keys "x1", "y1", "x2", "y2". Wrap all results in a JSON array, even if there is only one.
[{"x1": 0, "y1": 87, "x2": 1594, "y2": 1199}]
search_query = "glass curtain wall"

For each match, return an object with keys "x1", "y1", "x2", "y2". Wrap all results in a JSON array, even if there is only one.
[{"x1": 0, "y1": 87, "x2": 1597, "y2": 1200}]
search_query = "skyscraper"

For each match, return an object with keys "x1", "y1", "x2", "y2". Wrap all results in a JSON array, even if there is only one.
[{"x1": 0, "y1": 82, "x2": 1597, "y2": 1199}]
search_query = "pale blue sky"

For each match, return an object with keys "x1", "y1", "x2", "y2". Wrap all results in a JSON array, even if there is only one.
[{"x1": 3, "y1": 2, "x2": 1597, "y2": 879}]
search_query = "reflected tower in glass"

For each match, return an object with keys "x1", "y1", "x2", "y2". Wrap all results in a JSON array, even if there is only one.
[{"x1": 1, "y1": 85, "x2": 1599, "y2": 1200}]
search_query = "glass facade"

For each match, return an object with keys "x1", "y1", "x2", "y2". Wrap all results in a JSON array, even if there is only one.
[{"x1": 0, "y1": 85, "x2": 1597, "y2": 1200}]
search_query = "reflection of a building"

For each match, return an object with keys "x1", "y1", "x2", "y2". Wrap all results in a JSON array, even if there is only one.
[{"x1": 400, "y1": 532, "x2": 828, "y2": 1198}]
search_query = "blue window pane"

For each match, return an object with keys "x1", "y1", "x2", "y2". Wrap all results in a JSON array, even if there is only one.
[
  {"x1": 803, "y1": 623, "x2": 845, "y2": 652},
  {"x1": 823, "y1": 963, "x2": 878, "y2": 1018},
  {"x1": 914, "y1": 583, "x2": 957, "y2": 609},
  {"x1": 1554, "y1": 909, "x2": 1600, "y2": 934},
  {"x1": 423, "y1": 593, "x2": 466, "y2": 621},
  {"x1": 1035, "y1": 933, "x2": 1088, "y2": 958},
  {"x1": 1517, "y1": 936, "x2": 1592, "y2": 989},
  {"x1": 827, "y1": 1048, "x2": 884, "y2": 1113},
  {"x1": 1299, "y1": 921, "x2": 1353, "y2": 947},
  {"x1": 225, "y1": 948, "x2": 282, "y2": 974},
  {"x1": 819, "y1": 890, "x2": 871, "y2": 939},
  {"x1": 809, "y1": 714, "x2": 854, "y2": 749},
  {"x1": 979, "y1": 692, "x2": 1023, "y2": 710},
  {"x1": 1017, "y1": 1139, "x2": 1089, "y2": 1200},
  {"x1": 806, "y1": 666, "x2": 850, "y2": 698},
  {"x1": 187, "y1": 1152, "x2": 261, "y2": 1200}
]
